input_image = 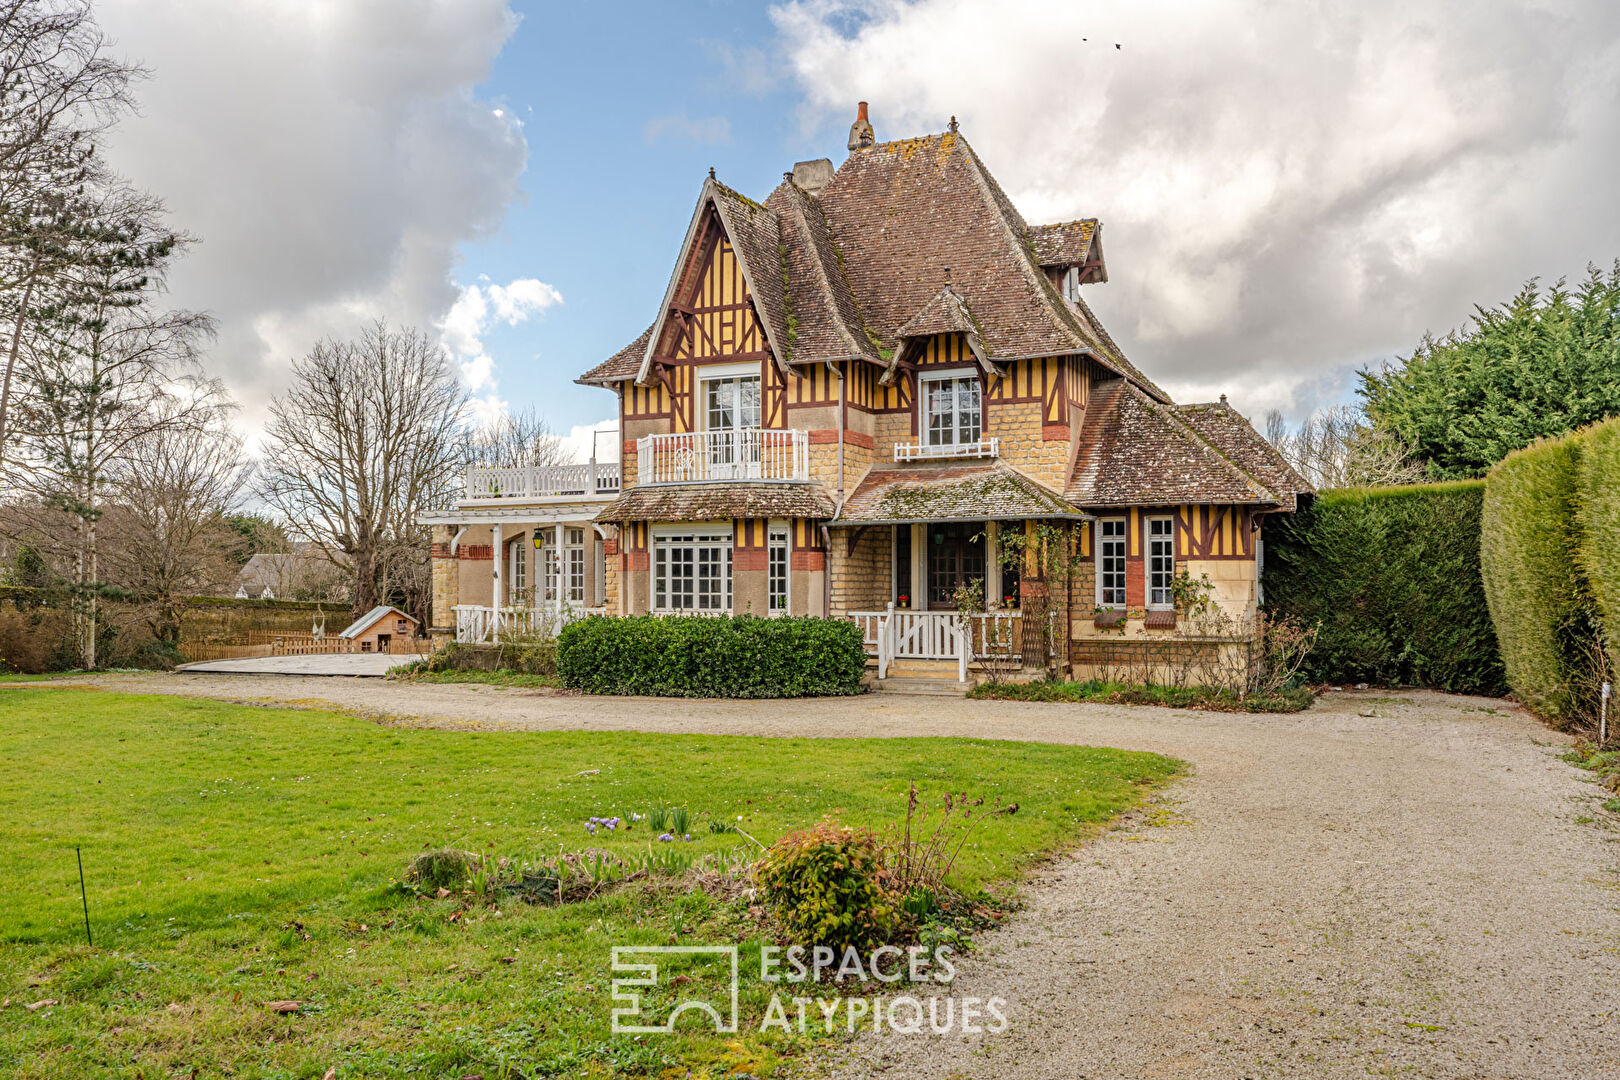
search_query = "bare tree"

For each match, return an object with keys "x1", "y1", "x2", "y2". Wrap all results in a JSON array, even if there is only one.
[
  {"x1": 103, "y1": 395, "x2": 249, "y2": 646},
  {"x1": 5, "y1": 183, "x2": 212, "y2": 667},
  {"x1": 0, "y1": 0, "x2": 143, "y2": 458},
  {"x1": 259, "y1": 321, "x2": 468, "y2": 619},
  {"x1": 463, "y1": 406, "x2": 570, "y2": 471},
  {"x1": 1264, "y1": 404, "x2": 1427, "y2": 490}
]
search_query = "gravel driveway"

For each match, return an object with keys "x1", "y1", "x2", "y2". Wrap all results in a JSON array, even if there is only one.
[{"x1": 62, "y1": 673, "x2": 1620, "y2": 1078}]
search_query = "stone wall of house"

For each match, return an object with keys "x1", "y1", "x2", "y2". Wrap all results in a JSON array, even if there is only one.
[
  {"x1": 429, "y1": 524, "x2": 458, "y2": 637},
  {"x1": 828, "y1": 525, "x2": 891, "y2": 618},
  {"x1": 987, "y1": 399, "x2": 1069, "y2": 489}
]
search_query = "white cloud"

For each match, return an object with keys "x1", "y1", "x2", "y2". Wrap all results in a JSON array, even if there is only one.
[
  {"x1": 93, "y1": 0, "x2": 531, "y2": 431},
  {"x1": 441, "y1": 276, "x2": 564, "y2": 399},
  {"x1": 773, "y1": 0, "x2": 1620, "y2": 420}
]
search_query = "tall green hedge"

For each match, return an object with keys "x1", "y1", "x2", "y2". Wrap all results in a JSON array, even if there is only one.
[
  {"x1": 1478, "y1": 417, "x2": 1620, "y2": 726},
  {"x1": 557, "y1": 614, "x2": 869, "y2": 698},
  {"x1": 1262, "y1": 482, "x2": 1506, "y2": 694},
  {"x1": 1575, "y1": 418, "x2": 1620, "y2": 675},
  {"x1": 1481, "y1": 438, "x2": 1593, "y2": 722}
]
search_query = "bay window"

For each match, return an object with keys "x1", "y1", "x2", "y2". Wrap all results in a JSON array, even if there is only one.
[{"x1": 653, "y1": 528, "x2": 733, "y2": 612}]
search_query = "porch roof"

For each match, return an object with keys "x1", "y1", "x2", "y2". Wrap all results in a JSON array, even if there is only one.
[
  {"x1": 833, "y1": 460, "x2": 1088, "y2": 526},
  {"x1": 418, "y1": 502, "x2": 608, "y2": 526},
  {"x1": 595, "y1": 482, "x2": 837, "y2": 523}
]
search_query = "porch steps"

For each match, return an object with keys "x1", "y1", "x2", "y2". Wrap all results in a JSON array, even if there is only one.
[{"x1": 871, "y1": 677, "x2": 968, "y2": 697}]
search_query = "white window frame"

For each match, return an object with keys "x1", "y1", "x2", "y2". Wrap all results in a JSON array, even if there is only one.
[
  {"x1": 768, "y1": 522, "x2": 790, "y2": 616},
  {"x1": 1096, "y1": 518, "x2": 1127, "y2": 608},
  {"x1": 510, "y1": 533, "x2": 527, "y2": 598},
  {"x1": 698, "y1": 362, "x2": 761, "y2": 433},
  {"x1": 564, "y1": 527, "x2": 587, "y2": 605},
  {"x1": 1147, "y1": 517, "x2": 1175, "y2": 610},
  {"x1": 918, "y1": 369, "x2": 982, "y2": 449},
  {"x1": 652, "y1": 524, "x2": 733, "y2": 614}
]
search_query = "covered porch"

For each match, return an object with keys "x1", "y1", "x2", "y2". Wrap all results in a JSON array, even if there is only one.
[
  {"x1": 828, "y1": 459, "x2": 1090, "y2": 681},
  {"x1": 422, "y1": 504, "x2": 612, "y2": 644}
]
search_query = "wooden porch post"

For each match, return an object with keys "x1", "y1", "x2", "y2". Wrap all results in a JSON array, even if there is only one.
[
  {"x1": 910, "y1": 523, "x2": 926, "y2": 610},
  {"x1": 491, "y1": 523, "x2": 503, "y2": 611}
]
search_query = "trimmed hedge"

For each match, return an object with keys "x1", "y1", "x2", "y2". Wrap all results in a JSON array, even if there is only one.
[
  {"x1": 1575, "y1": 418, "x2": 1620, "y2": 675},
  {"x1": 1262, "y1": 482, "x2": 1506, "y2": 694},
  {"x1": 557, "y1": 614, "x2": 869, "y2": 698},
  {"x1": 1482, "y1": 419, "x2": 1618, "y2": 726}
]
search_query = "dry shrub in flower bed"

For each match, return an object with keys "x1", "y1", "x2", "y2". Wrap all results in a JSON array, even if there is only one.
[
  {"x1": 753, "y1": 823, "x2": 904, "y2": 954},
  {"x1": 753, "y1": 785, "x2": 1022, "y2": 954},
  {"x1": 973, "y1": 678, "x2": 1314, "y2": 713}
]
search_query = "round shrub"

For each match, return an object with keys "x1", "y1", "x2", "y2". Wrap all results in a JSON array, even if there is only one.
[{"x1": 754, "y1": 822, "x2": 903, "y2": 954}]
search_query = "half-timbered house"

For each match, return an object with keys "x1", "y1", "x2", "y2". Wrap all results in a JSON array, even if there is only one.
[{"x1": 424, "y1": 104, "x2": 1310, "y2": 681}]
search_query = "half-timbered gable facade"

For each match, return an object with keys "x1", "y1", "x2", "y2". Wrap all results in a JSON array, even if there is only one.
[{"x1": 427, "y1": 104, "x2": 1309, "y2": 680}]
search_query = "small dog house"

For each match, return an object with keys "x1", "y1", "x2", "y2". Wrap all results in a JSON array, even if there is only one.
[{"x1": 338, "y1": 605, "x2": 420, "y2": 653}]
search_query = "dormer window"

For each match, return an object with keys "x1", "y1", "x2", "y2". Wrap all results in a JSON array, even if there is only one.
[
  {"x1": 1062, "y1": 266, "x2": 1080, "y2": 302},
  {"x1": 921, "y1": 371, "x2": 981, "y2": 448}
]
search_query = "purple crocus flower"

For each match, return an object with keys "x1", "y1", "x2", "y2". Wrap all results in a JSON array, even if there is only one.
[{"x1": 658, "y1": 833, "x2": 674, "y2": 843}]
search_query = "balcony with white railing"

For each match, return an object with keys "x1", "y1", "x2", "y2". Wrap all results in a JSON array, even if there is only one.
[
  {"x1": 636, "y1": 428, "x2": 810, "y2": 485},
  {"x1": 893, "y1": 436, "x2": 999, "y2": 463},
  {"x1": 461, "y1": 461, "x2": 622, "y2": 504}
]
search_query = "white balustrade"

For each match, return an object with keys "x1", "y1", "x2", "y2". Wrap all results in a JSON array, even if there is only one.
[
  {"x1": 892, "y1": 437, "x2": 999, "y2": 463},
  {"x1": 462, "y1": 461, "x2": 622, "y2": 502},
  {"x1": 452, "y1": 604, "x2": 606, "y2": 644},
  {"x1": 636, "y1": 428, "x2": 810, "y2": 485}
]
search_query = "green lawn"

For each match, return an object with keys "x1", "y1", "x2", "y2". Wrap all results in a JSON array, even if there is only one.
[{"x1": 0, "y1": 688, "x2": 1179, "y2": 1079}]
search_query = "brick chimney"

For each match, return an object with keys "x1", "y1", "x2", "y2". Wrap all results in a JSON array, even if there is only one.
[{"x1": 847, "y1": 101, "x2": 874, "y2": 152}]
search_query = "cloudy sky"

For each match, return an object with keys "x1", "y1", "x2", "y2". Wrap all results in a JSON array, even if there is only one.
[{"x1": 94, "y1": 0, "x2": 1620, "y2": 458}]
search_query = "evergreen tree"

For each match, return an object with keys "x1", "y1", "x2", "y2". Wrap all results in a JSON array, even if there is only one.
[{"x1": 1360, "y1": 264, "x2": 1620, "y2": 479}]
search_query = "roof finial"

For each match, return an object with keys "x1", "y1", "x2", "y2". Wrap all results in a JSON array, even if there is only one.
[
  {"x1": 948, "y1": 115, "x2": 958, "y2": 133},
  {"x1": 1219, "y1": 393, "x2": 1228, "y2": 405},
  {"x1": 708, "y1": 166, "x2": 715, "y2": 180},
  {"x1": 943, "y1": 265, "x2": 952, "y2": 291}
]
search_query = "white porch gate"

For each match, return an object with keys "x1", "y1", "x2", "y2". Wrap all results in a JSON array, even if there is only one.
[{"x1": 850, "y1": 606, "x2": 1023, "y2": 681}]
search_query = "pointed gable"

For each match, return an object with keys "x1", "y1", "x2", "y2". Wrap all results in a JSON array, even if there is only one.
[{"x1": 636, "y1": 179, "x2": 791, "y2": 384}]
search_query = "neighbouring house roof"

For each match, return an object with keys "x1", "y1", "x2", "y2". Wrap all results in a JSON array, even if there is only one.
[
  {"x1": 337, "y1": 605, "x2": 416, "y2": 639},
  {"x1": 836, "y1": 460, "x2": 1086, "y2": 525},
  {"x1": 234, "y1": 549, "x2": 344, "y2": 591},
  {"x1": 1066, "y1": 380, "x2": 1312, "y2": 510},
  {"x1": 585, "y1": 127, "x2": 1168, "y2": 402},
  {"x1": 594, "y1": 483, "x2": 838, "y2": 524}
]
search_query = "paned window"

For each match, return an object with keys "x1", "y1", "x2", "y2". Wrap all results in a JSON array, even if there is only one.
[
  {"x1": 1097, "y1": 518, "x2": 1127, "y2": 607},
  {"x1": 1148, "y1": 518, "x2": 1175, "y2": 608},
  {"x1": 653, "y1": 530, "x2": 733, "y2": 612},
  {"x1": 768, "y1": 526, "x2": 790, "y2": 615},
  {"x1": 921, "y1": 373, "x2": 982, "y2": 447}
]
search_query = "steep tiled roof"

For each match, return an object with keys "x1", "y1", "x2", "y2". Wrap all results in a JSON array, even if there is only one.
[
  {"x1": 1028, "y1": 218, "x2": 1097, "y2": 267},
  {"x1": 837, "y1": 460, "x2": 1084, "y2": 524},
  {"x1": 595, "y1": 483, "x2": 836, "y2": 523},
  {"x1": 578, "y1": 324, "x2": 652, "y2": 386},
  {"x1": 1172, "y1": 398, "x2": 1314, "y2": 509},
  {"x1": 1067, "y1": 380, "x2": 1310, "y2": 509},
  {"x1": 768, "y1": 181, "x2": 880, "y2": 365},
  {"x1": 591, "y1": 128, "x2": 1170, "y2": 403}
]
